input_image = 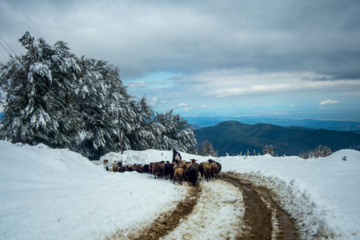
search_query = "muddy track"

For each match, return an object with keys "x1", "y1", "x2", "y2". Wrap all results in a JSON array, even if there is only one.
[
  {"x1": 109, "y1": 172, "x2": 300, "y2": 240},
  {"x1": 221, "y1": 172, "x2": 300, "y2": 240},
  {"x1": 108, "y1": 185, "x2": 202, "y2": 240}
]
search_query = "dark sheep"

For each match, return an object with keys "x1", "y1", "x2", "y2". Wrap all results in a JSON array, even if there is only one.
[
  {"x1": 216, "y1": 162, "x2": 222, "y2": 173},
  {"x1": 164, "y1": 162, "x2": 175, "y2": 180},
  {"x1": 143, "y1": 164, "x2": 150, "y2": 173},
  {"x1": 198, "y1": 162, "x2": 204, "y2": 178},
  {"x1": 187, "y1": 165, "x2": 198, "y2": 186},
  {"x1": 149, "y1": 162, "x2": 153, "y2": 174},
  {"x1": 152, "y1": 161, "x2": 165, "y2": 179}
]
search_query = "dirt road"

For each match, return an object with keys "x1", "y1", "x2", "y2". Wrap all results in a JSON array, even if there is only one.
[
  {"x1": 108, "y1": 172, "x2": 300, "y2": 240},
  {"x1": 221, "y1": 172, "x2": 300, "y2": 240}
]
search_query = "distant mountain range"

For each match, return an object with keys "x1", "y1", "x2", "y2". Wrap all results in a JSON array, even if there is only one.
[
  {"x1": 186, "y1": 116, "x2": 360, "y2": 134},
  {"x1": 194, "y1": 121, "x2": 360, "y2": 156}
]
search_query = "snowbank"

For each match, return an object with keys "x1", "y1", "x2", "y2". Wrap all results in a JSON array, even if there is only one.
[
  {"x1": 218, "y1": 151, "x2": 360, "y2": 239},
  {"x1": 0, "y1": 141, "x2": 187, "y2": 240}
]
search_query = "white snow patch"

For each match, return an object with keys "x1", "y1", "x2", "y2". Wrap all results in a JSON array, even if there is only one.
[{"x1": 163, "y1": 180, "x2": 245, "y2": 240}]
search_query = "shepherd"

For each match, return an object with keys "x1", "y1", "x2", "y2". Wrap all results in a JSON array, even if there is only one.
[{"x1": 172, "y1": 149, "x2": 182, "y2": 163}]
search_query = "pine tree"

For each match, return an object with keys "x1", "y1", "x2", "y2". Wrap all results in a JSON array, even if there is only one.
[
  {"x1": 72, "y1": 58, "x2": 120, "y2": 158},
  {"x1": 0, "y1": 32, "x2": 81, "y2": 147},
  {"x1": 128, "y1": 96, "x2": 168, "y2": 150},
  {"x1": 299, "y1": 145, "x2": 332, "y2": 159},
  {"x1": 262, "y1": 145, "x2": 275, "y2": 156},
  {"x1": 200, "y1": 140, "x2": 217, "y2": 157},
  {"x1": 154, "y1": 109, "x2": 197, "y2": 152}
]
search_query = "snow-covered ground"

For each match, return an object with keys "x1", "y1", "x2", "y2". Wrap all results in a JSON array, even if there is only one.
[
  {"x1": 219, "y1": 152, "x2": 360, "y2": 239},
  {"x1": 1, "y1": 140, "x2": 360, "y2": 239}
]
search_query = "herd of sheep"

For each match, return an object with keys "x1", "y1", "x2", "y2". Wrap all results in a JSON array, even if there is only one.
[{"x1": 104, "y1": 159, "x2": 222, "y2": 186}]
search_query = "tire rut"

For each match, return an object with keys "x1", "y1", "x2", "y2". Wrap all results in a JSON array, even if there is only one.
[
  {"x1": 221, "y1": 172, "x2": 300, "y2": 240},
  {"x1": 108, "y1": 184, "x2": 202, "y2": 240}
]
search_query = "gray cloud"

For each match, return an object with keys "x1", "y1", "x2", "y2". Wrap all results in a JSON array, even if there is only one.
[
  {"x1": 1, "y1": 0, "x2": 360, "y2": 119},
  {"x1": 1, "y1": 0, "x2": 359, "y2": 80}
]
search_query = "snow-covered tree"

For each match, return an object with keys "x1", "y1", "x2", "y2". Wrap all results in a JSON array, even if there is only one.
[
  {"x1": 72, "y1": 58, "x2": 123, "y2": 158},
  {"x1": 154, "y1": 109, "x2": 197, "y2": 152},
  {"x1": 126, "y1": 96, "x2": 168, "y2": 150},
  {"x1": 0, "y1": 32, "x2": 81, "y2": 147},
  {"x1": 200, "y1": 140, "x2": 218, "y2": 157},
  {"x1": 262, "y1": 145, "x2": 275, "y2": 156},
  {"x1": 299, "y1": 145, "x2": 332, "y2": 159}
]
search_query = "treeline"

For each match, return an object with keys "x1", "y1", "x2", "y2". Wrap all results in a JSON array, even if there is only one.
[{"x1": 0, "y1": 32, "x2": 196, "y2": 159}]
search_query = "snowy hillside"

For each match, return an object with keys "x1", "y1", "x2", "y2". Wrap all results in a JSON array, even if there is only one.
[{"x1": 1, "y1": 140, "x2": 360, "y2": 239}]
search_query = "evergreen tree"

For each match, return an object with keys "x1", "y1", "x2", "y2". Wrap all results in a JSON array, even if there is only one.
[
  {"x1": 73, "y1": 58, "x2": 123, "y2": 158},
  {"x1": 0, "y1": 32, "x2": 81, "y2": 147},
  {"x1": 127, "y1": 96, "x2": 166, "y2": 150},
  {"x1": 200, "y1": 140, "x2": 217, "y2": 157},
  {"x1": 154, "y1": 109, "x2": 197, "y2": 152},
  {"x1": 299, "y1": 145, "x2": 332, "y2": 159},
  {"x1": 262, "y1": 145, "x2": 275, "y2": 156}
]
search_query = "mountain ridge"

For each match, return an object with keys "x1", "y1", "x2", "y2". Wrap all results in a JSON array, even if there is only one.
[{"x1": 194, "y1": 120, "x2": 360, "y2": 156}]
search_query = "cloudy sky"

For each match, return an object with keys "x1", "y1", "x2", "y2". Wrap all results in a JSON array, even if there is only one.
[{"x1": 1, "y1": 0, "x2": 360, "y2": 120}]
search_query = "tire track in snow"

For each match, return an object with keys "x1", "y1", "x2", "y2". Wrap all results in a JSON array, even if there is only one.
[
  {"x1": 108, "y1": 172, "x2": 299, "y2": 240},
  {"x1": 162, "y1": 180, "x2": 245, "y2": 240},
  {"x1": 108, "y1": 184, "x2": 201, "y2": 240},
  {"x1": 221, "y1": 172, "x2": 300, "y2": 240}
]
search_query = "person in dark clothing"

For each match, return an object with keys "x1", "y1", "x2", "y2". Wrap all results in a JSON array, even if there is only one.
[{"x1": 172, "y1": 149, "x2": 182, "y2": 163}]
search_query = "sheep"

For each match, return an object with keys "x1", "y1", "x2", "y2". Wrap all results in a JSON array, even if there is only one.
[
  {"x1": 208, "y1": 159, "x2": 221, "y2": 173},
  {"x1": 164, "y1": 161, "x2": 175, "y2": 180},
  {"x1": 126, "y1": 165, "x2": 134, "y2": 172},
  {"x1": 198, "y1": 162, "x2": 204, "y2": 178},
  {"x1": 152, "y1": 161, "x2": 165, "y2": 179},
  {"x1": 173, "y1": 165, "x2": 186, "y2": 185},
  {"x1": 203, "y1": 163, "x2": 212, "y2": 182},
  {"x1": 112, "y1": 165, "x2": 119, "y2": 172},
  {"x1": 133, "y1": 164, "x2": 144, "y2": 173},
  {"x1": 143, "y1": 164, "x2": 150, "y2": 173},
  {"x1": 149, "y1": 162, "x2": 153, "y2": 174},
  {"x1": 209, "y1": 160, "x2": 219, "y2": 180},
  {"x1": 187, "y1": 159, "x2": 199, "y2": 186},
  {"x1": 216, "y1": 162, "x2": 222, "y2": 173}
]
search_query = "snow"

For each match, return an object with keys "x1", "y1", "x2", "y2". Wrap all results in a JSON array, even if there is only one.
[
  {"x1": 218, "y1": 152, "x2": 360, "y2": 239},
  {"x1": 163, "y1": 180, "x2": 245, "y2": 240},
  {"x1": 0, "y1": 141, "x2": 187, "y2": 240},
  {"x1": 1, "y1": 140, "x2": 360, "y2": 239}
]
